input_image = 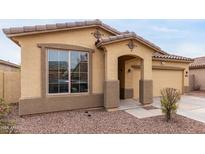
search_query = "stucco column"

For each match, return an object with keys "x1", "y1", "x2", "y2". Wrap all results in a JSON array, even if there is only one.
[
  {"x1": 104, "y1": 51, "x2": 119, "y2": 110},
  {"x1": 139, "y1": 58, "x2": 153, "y2": 105},
  {"x1": 183, "y1": 66, "x2": 190, "y2": 93}
]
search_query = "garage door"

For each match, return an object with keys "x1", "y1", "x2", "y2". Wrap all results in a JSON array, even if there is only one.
[{"x1": 153, "y1": 70, "x2": 183, "y2": 97}]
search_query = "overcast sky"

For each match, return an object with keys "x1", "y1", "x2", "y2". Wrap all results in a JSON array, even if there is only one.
[{"x1": 0, "y1": 19, "x2": 205, "y2": 65}]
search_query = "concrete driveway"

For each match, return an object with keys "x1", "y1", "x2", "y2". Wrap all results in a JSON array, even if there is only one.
[{"x1": 153, "y1": 96, "x2": 205, "y2": 123}]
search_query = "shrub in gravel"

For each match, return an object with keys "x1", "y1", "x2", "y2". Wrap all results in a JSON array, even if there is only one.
[
  {"x1": 0, "y1": 98, "x2": 15, "y2": 134},
  {"x1": 160, "y1": 88, "x2": 181, "y2": 122}
]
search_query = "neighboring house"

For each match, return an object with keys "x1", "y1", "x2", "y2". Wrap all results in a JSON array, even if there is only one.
[
  {"x1": 3, "y1": 19, "x2": 193, "y2": 115},
  {"x1": 0, "y1": 59, "x2": 20, "y2": 103},
  {"x1": 189, "y1": 57, "x2": 205, "y2": 91}
]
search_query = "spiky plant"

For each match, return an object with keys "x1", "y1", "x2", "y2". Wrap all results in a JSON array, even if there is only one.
[{"x1": 160, "y1": 88, "x2": 181, "y2": 122}]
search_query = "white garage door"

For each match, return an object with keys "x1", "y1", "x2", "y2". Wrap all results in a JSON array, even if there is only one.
[{"x1": 153, "y1": 70, "x2": 183, "y2": 96}]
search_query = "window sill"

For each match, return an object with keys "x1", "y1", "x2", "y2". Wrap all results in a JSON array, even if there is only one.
[{"x1": 46, "y1": 92, "x2": 90, "y2": 98}]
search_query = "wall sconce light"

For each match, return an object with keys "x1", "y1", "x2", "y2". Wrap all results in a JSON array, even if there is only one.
[
  {"x1": 185, "y1": 71, "x2": 188, "y2": 77},
  {"x1": 128, "y1": 69, "x2": 131, "y2": 73}
]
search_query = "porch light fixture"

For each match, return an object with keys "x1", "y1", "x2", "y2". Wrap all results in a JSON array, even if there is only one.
[{"x1": 185, "y1": 71, "x2": 188, "y2": 77}]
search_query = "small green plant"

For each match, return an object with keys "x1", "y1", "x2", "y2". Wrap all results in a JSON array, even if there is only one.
[
  {"x1": 0, "y1": 98, "x2": 15, "y2": 134},
  {"x1": 160, "y1": 88, "x2": 181, "y2": 122}
]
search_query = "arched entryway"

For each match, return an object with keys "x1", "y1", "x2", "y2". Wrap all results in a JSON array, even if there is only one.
[
  {"x1": 101, "y1": 38, "x2": 154, "y2": 111},
  {"x1": 118, "y1": 55, "x2": 142, "y2": 101}
]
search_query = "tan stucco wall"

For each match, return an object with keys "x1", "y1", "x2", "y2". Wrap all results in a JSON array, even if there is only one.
[
  {"x1": 0, "y1": 71, "x2": 20, "y2": 103},
  {"x1": 190, "y1": 69, "x2": 205, "y2": 90},
  {"x1": 104, "y1": 40, "x2": 154, "y2": 81},
  {"x1": 0, "y1": 64, "x2": 19, "y2": 72},
  {"x1": 4, "y1": 71, "x2": 21, "y2": 103},
  {"x1": 14, "y1": 28, "x2": 113, "y2": 98}
]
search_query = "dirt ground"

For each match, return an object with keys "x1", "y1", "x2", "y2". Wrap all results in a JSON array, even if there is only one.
[{"x1": 7, "y1": 105, "x2": 205, "y2": 134}]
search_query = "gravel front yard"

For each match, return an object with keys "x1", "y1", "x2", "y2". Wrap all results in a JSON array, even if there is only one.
[{"x1": 8, "y1": 105, "x2": 205, "y2": 134}]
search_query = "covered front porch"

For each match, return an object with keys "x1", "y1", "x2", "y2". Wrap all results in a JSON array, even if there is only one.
[{"x1": 97, "y1": 34, "x2": 155, "y2": 110}]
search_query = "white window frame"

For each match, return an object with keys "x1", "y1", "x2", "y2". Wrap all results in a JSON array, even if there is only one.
[{"x1": 46, "y1": 48, "x2": 89, "y2": 96}]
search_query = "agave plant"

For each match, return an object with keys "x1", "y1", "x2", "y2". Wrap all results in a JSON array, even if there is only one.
[{"x1": 160, "y1": 88, "x2": 181, "y2": 122}]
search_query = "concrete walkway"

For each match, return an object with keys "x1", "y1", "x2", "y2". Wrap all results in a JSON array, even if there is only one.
[
  {"x1": 125, "y1": 107, "x2": 162, "y2": 119},
  {"x1": 118, "y1": 99, "x2": 141, "y2": 110},
  {"x1": 119, "y1": 99, "x2": 162, "y2": 119},
  {"x1": 120, "y1": 96, "x2": 205, "y2": 123}
]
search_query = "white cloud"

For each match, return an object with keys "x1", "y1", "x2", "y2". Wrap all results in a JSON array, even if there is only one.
[
  {"x1": 173, "y1": 43, "x2": 205, "y2": 58},
  {"x1": 151, "y1": 26, "x2": 179, "y2": 33}
]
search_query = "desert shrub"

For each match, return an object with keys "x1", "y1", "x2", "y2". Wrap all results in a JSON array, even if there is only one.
[
  {"x1": 0, "y1": 98, "x2": 15, "y2": 134},
  {"x1": 160, "y1": 88, "x2": 181, "y2": 122}
]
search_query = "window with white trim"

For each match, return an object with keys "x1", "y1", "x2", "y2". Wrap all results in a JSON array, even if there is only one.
[{"x1": 48, "y1": 49, "x2": 89, "y2": 94}]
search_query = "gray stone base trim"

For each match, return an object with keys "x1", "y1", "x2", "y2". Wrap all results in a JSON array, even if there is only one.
[
  {"x1": 120, "y1": 88, "x2": 133, "y2": 99},
  {"x1": 104, "y1": 80, "x2": 119, "y2": 109},
  {"x1": 19, "y1": 94, "x2": 103, "y2": 115},
  {"x1": 139, "y1": 80, "x2": 153, "y2": 105},
  {"x1": 183, "y1": 86, "x2": 190, "y2": 93}
]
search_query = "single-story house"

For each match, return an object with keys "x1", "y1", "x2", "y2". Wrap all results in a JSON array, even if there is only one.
[
  {"x1": 189, "y1": 57, "x2": 205, "y2": 91},
  {"x1": 3, "y1": 19, "x2": 193, "y2": 115}
]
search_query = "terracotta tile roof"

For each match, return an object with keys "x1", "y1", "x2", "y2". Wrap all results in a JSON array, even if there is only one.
[
  {"x1": 96, "y1": 32, "x2": 169, "y2": 55},
  {"x1": 3, "y1": 19, "x2": 121, "y2": 37},
  {"x1": 0, "y1": 59, "x2": 20, "y2": 68},
  {"x1": 153, "y1": 52, "x2": 193, "y2": 62},
  {"x1": 96, "y1": 32, "x2": 193, "y2": 62},
  {"x1": 189, "y1": 56, "x2": 205, "y2": 69}
]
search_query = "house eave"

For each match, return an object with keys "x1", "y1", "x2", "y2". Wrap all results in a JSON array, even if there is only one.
[
  {"x1": 152, "y1": 57, "x2": 194, "y2": 63},
  {"x1": 3, "y1": 24, "x2": 120, "y2": 38},
  {"x1": 96, "y1": 37, "x2": 166, "y2": 55}
]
